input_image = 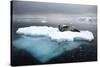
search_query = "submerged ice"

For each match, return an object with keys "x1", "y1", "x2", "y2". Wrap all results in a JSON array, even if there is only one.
[
  {"x1": 16, "y1": 26, "x2": 94, "y2": 41},
  {"x1": 13, "y1": 36, "x2": 64, "y2": 63}
]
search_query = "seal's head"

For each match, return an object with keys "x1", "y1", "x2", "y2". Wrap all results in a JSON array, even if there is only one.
[{"x1": 58, "y1": 25, "x2": 69, "y2": 32}]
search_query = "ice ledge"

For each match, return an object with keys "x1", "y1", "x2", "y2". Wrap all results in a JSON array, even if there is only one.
[{"x1": 16, "y1": 26, "x2": 94, "y2": 42}]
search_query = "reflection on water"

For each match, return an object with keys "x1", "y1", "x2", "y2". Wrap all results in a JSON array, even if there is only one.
[{"x1": 13, "y1": 35, "x2": 92, "y2": 63}]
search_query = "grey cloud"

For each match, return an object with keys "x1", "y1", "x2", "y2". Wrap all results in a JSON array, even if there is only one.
[{"x1": 12, "y1": 1, "x2": 97, "y2": 15}]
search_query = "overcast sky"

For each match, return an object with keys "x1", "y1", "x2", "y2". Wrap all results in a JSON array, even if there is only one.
[{"x1": 12, "y1": 1, "x2": 97, "y2": 15}]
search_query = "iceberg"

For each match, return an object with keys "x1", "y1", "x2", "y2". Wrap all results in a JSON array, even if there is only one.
[
  {"x1": 16, "y1": 26, "x2": 94, "y2": 42},
  {"x1": 14, "y1": 26, "x2": 94, "y2": 63}
]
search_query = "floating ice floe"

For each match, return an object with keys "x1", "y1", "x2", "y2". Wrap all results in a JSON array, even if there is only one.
[{"x1": 16, "y1": 26, "x2": 94, "y2": 42}]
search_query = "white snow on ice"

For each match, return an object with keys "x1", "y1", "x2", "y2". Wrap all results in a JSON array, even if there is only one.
[{"x1": 16, "y1": 26, "x2": 94, "y2": 42}]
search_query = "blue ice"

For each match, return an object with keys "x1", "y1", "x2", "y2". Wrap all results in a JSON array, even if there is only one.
[
  {"x1": 13, "y1": 35, "x2": 64, "y2": 63},
  {"x1": 13, "y1": 35, "x2": 90, "y2": 63}
]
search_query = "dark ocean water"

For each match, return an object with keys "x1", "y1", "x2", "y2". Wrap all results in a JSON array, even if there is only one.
[{"x1": 11, "y1": 22, "x2": 97, "y2": 66}]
